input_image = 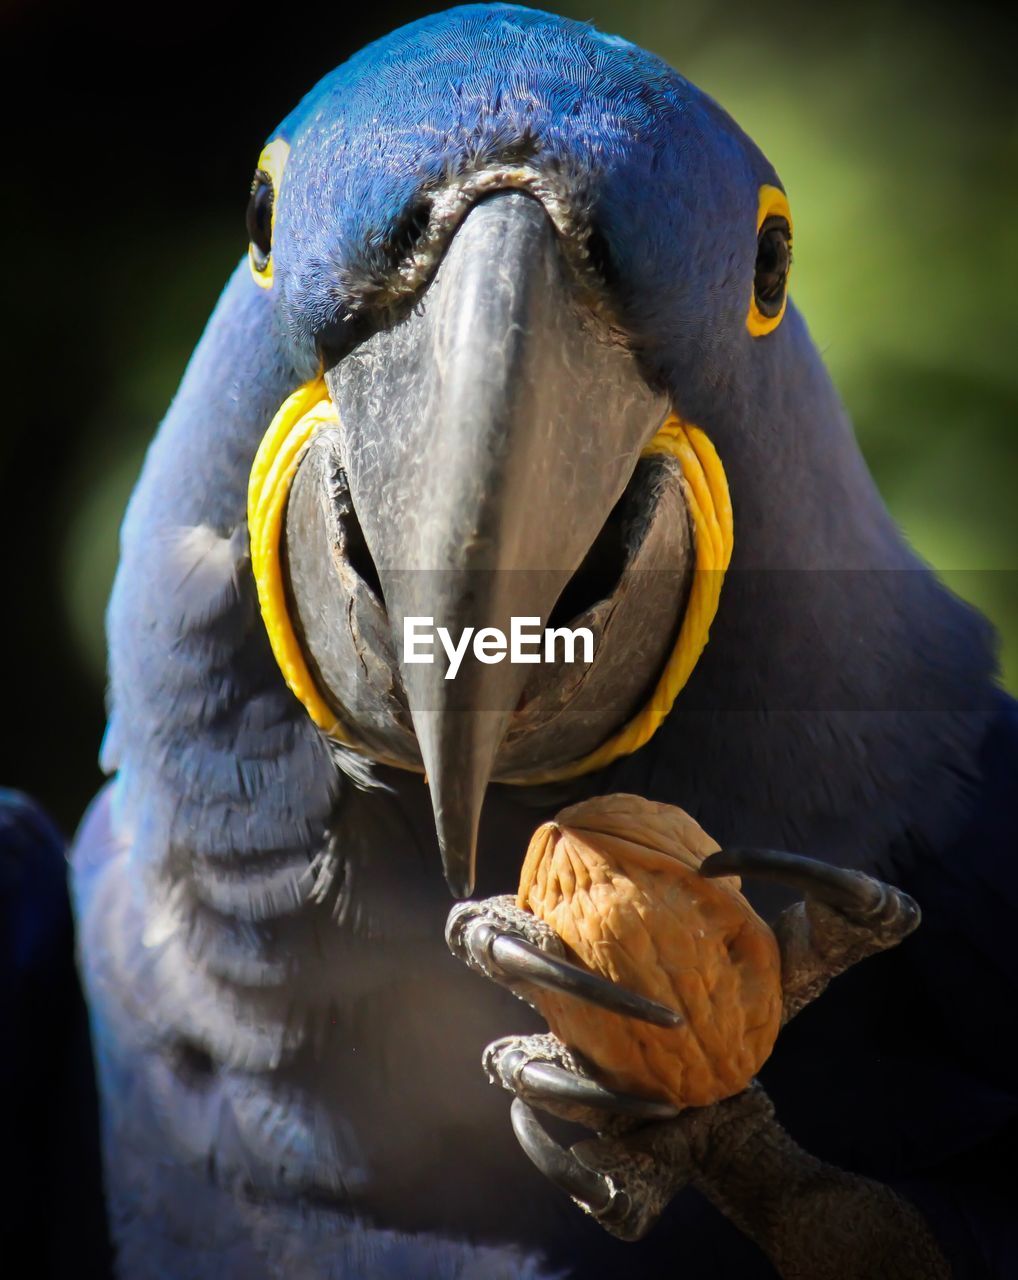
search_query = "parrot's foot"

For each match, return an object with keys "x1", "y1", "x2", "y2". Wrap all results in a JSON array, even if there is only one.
[
  {"x1": 446, "y1": 896, "x2": 685, "y2": 1235},
  {"x1": 701, "y1": 849, "x2": 921, "y2": 1022},
  {"x1": 447, "y1": 860, "x2": 925, "y2": 1250},
  {"x1": 509, "y1": 1097, "x2": 695, "y2": 1241},
  {"x1": 483, "y1": 1031, "x2": 688, "y2": 1241},
  {"x1": 445, "y1": 895, "x2": 680, "y2": 1027}
]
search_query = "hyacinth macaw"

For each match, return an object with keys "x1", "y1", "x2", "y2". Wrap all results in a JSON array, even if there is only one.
[{"x1": 71, "y1": 5, "x2": 1017, "y2": 1278}]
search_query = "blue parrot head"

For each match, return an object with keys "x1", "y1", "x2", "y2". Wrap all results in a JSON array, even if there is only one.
[
  {"x1": 241, "y1": 5, "x2": 799, "y2": 895},
  {"x1": 263, "y1": 5, "x2": 788, "y2": 390}
]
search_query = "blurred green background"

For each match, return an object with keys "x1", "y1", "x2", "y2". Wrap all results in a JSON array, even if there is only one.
[{"x1": 2, "y1": 0, "x2": 1015, "y2": 830}]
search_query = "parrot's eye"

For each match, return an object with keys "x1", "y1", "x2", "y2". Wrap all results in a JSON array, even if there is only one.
[
  {"x1": 247, "y1": 171, "x2": 274, "y2": 272},
  {"x1": 754, "y1": 217, "x2": 791, "y2": 317},
  {"x1": 747, "y1": 184, "x2": 793, "y2": 337},
  {"x1": 246, "y1": 138, "x2": 290, "y2": 290}
]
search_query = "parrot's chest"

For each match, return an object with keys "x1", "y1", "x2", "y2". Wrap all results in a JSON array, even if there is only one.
[
  {"x1": 76, "y1": 782, "x2": 579, "y2": 1273},
  {"x1": 73, "y1": 764, "x2": 966, "y2": 1280}
]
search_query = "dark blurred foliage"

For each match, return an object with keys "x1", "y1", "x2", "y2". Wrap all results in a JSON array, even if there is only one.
[{"x1": 1, "y1": 0, "x2": 1015, "y2": 833}]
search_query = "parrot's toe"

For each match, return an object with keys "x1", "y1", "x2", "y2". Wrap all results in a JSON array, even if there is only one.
[
  {"x1": 508, "y1": 1086, "x2": 693, "y2": 1242},
  {"x1": 446, "y1": 896, "x2": 681, "y2": 1026},
  {"x1": 702, "y1": 847, "x2": 921, "y2": 937},
  {"x1": 484, "y1": 1031, "x2": 687, "y2": 1241},
  {"x1": 484, "y1": 1031, "x2": 678, "y2": 1123},
  {"x1": 510, "y1": 1097, "x2": 615, "y2": 1212},
  {"x1": 496, "y1": 1039, "x2": 686, "y2": 1239}
]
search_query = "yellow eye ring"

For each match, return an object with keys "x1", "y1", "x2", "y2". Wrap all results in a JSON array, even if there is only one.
[
  {"x1": 746, "y1": 184, "x2": 792, "y2": 337},
  {"x1": 248, "y1": 138, "x2": 291, "y2": 290}
]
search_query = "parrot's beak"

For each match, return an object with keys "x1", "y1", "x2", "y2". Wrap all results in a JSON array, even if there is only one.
[{"x1": 293, "y1": 191, "x2": 674, "y2": 896}]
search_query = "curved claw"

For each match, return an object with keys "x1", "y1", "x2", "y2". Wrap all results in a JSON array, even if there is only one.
[
  {"x1": 507, "y1": 1055, "x2": 679, "y2": 1120},
  {"x1": 510, "y1": 1098, "x2": 614, "y2": 1212},
  {"x1": 484, "y1": 928, "x2": 682, "y2": 1028},
  {"x1": 701, "y1": 847, "x2": 890, "y2": 916}
]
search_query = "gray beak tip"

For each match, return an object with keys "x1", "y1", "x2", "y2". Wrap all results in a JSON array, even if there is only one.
[
  {"x1": 443, "y1": 860, "x2": 477, "y2": 901},
  {"x1": 417, "y1": 707, "x2": 503, "y2": 901},
  {"x1": 433, "y1": 795, "x2": 481, "y2": 899},
  {"x1": 436, "y1": 817, "x2": 479, "y2": 898}
]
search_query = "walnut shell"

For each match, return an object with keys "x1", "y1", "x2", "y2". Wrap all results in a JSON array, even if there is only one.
[{"x1": 517, "y1": 794, "x2": 782, "y2": 1109}]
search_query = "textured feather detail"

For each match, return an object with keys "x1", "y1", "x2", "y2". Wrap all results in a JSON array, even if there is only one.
[
  {"x1": 163, "y1": 522, "x2": 249, "y2": 629},
  {"x1": 182, "y1": 900, "x2": 291, "y2": 988},
  {"x1": 185, "y1": 851, "x2": 311, "y2": 921}
]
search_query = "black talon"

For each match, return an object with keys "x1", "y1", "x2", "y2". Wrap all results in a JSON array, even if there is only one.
[
  {"x1": 514, "y1": 1058, "x2": 679, "y2": 1120},
  {"x1": 480, "y1": 926, "x2": 682, "y2": 1027},
  {"x1": 510, "y1": 1098, "x2": 613, "y2": 1211},
  {"x1": 701, "y1": 847, "x2": 888, "y2": 915}
]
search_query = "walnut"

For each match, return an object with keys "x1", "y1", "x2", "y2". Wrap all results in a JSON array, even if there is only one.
[{"x1": 517, "y1": 794, "x2": 782, "y2": 1108}]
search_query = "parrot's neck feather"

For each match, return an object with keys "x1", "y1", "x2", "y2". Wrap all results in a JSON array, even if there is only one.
[
  {"x1": 620, "y1": 308, "x2": 999, "y2": 872},
  {"x1": 98, "y1": 266, "x2": 345, "y2": 1058}
]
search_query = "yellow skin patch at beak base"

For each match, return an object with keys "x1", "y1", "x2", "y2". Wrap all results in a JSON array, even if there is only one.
[
  {"x1": 248, "y1": 386, "x2": 733, "y2": 781},
  {"x1": 248, "y1": 137, "x2": 290, "y2": 290},
  {"x1": 247, "y1": 377, "x2": 348, "y2": 738},
  {"x1": 746, "y1": 183, "x2": 793, "y2": 338}
]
